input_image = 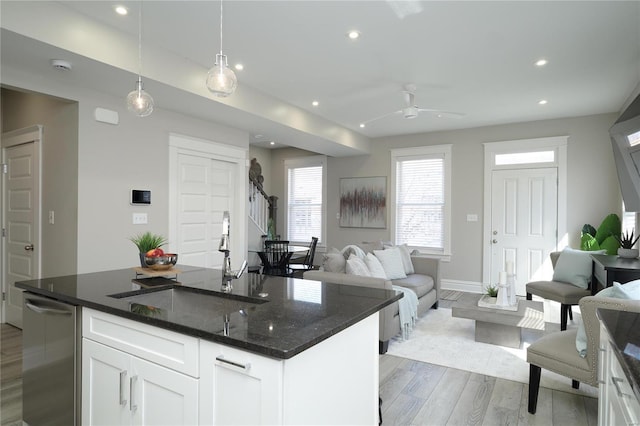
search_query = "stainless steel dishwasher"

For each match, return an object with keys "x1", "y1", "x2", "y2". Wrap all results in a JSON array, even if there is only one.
[{"x1": 23, "y1": 293, "x2": 79, "y2": 426}]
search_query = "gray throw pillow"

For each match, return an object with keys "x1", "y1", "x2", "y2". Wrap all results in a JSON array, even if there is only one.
[{"x1": 553, "y1": 247, "x2": 606, "y2": 289}]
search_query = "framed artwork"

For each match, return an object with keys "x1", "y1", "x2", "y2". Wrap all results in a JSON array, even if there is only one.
[{"x1": 339, "y1": 176, "x2": 386, "y2": 228}]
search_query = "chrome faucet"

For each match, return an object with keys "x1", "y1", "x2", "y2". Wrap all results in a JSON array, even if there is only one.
[{"x1": 218, "y1": 211, "x2": 248, "y2": 292}]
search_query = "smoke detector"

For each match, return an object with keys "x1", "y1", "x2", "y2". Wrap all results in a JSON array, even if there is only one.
[{"x1": 50, "y1": 59, "x2": 72, "y2": 71}]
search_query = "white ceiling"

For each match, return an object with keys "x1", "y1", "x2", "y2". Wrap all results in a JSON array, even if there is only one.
[{"x1": 2, "y1": 1, "x2": 640, "y2": 154}]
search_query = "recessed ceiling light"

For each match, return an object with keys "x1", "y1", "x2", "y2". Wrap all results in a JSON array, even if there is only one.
[
  {"x1": 269, "y1": 141, "x2": 275, "y2": 145},
  {"x1": 115, "y1": 5, "x2": 128, "y2": 15},
  {"x1": 234, "y1": 63, "x2": 244, "y2": 71},
  {"x1": 312, "y1": 100, "x2": 319, "y2": 107},
  {"x1": 538, "y1": 99, "x2": 548, "y2": 105},
  {"x1": 535, "y1": 59, "x2": 548, "y2": 67},
  {"x1": 359, "y1": 123, "x2": 365, "y2": 128},
  {"x1": 347, "y1": 30, "x2": 361, "y2": 40}
]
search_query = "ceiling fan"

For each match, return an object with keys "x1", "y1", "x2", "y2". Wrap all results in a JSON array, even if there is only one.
[{"x1": 360, "y1": 84, "x2": 465, "y2": 127}]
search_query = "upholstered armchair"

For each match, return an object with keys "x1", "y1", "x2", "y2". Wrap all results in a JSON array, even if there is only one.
[
  {"x1": 526, "y1": 251, "x2": 594, "y2": 330},
  {"x1": 527, "y1": 295, "x2": 640, "y2": 414}
]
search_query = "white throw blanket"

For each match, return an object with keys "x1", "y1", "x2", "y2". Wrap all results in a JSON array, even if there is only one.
[{"x1": 392, "y1": 285, "x2": 418, "y2": 339}]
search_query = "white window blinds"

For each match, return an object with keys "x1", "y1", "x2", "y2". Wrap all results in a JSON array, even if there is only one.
[
  {"x1": 287, "y1": 165, "x2": 323, "y2": 242},
  {"x1": 395, "y1": 155, "x2": 445, "y2": 250}
]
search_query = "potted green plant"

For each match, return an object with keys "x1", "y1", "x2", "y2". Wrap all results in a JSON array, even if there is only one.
[
  {"x1": 485, "y1": 283, "x2": 499, "y2": 298},
  {"x1": 614, "y1": 230, "x2": 640, "y2": 258},
  {"x1": 129, "y1": 232, "x2": 168, "y2": 267}
]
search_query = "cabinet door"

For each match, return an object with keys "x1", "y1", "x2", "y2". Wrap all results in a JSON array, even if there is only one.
[
  {"x1": 82, "y1": 339, "x2": 131, "y2": 426},
  {"x1": 200, "y1": 341, "x2": 283, "y2": 425},
  {"x1": 131, "y1": 356, "x2": 199, "y2": 426}
]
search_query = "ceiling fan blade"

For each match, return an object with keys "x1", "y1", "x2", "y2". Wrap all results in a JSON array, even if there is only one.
[
  {"x1": 361, "y1": 110, "x2": 402, "y2": 125},
  {"x1": 417, "y1": 108, "x2": 466, "y2": 119}
]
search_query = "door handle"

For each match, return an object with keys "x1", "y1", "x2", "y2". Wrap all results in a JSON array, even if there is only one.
[
  {"x1": 130, "y1": 375, "x2": 138, "y2": 411},
  {"x1": 492, "y1": 239, "x2": 498, "y2": 244},
  {"x1": 24, "y1": 244, "x2": 34, "y2": 251},
  {"x1": 119, "y1": 371, "x2": 127, "y2": 406},
  {"x1": 25, "y1": 301, "x2": 72, "y2": 316}
]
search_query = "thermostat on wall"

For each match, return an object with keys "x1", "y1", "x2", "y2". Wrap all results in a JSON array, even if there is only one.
[{"x1": 131, "y1": 190, "x2": 151, "y2": 205}]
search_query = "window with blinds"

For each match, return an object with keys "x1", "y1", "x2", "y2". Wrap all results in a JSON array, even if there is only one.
[
  {"x1": 286, "y1": 159, "x2": 324, "y2": 243},
  {"x1": 391, "y1": 145, "x2": 451, "y2": 255}
]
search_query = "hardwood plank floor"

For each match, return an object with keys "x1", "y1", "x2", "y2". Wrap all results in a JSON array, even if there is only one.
[
  {"x1": 380, "y1": 354, "x2": 598, "y2": 425},
  {"x1": 0, "y1": 324, "x2": 598, "y2": 426},
  {"x1": 1, "y1": 323, "x2": 22, "y2": 426}
]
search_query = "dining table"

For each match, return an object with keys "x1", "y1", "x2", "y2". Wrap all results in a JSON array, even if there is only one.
[{"x1": 249, "y1": 245, "x2": 310, "y2": 276}]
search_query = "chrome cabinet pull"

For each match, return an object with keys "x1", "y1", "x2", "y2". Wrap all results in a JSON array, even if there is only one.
[
  {"x1": 216, "y1": 355, "x2": 250, "y2": 370},
  {"x1": 24, "y1": 301, "x2": 72, "y2": 316},
  {"x1": 119, "y1": 371, "x2": 127, "y2": 406},
  {"x1": 130, "y1": 376, "x2": 138, "y2": 411},
  {"x1": 611, "y1": 376, "x2": 630, "y2": 398}
]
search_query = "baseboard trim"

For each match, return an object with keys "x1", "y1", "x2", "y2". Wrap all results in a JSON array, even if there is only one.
[{"x1": 441, "y1": 279, "x2": 483, "y2": 294}]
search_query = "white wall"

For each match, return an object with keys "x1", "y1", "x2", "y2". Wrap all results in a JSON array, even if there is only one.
[
  {"x1": 3, "y1": 66, "x2": 250, "y2": 273},
  {"x1": 271, "y1": 113, "x2": 622, "y2": 286}
]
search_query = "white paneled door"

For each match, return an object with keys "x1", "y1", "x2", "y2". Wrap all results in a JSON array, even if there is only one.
[
  {"x1": 490, "y1": 168, "x2": 557, "y2": 295},
  {"x1": 176, "y1": 153, "x2": 234, "y2": 269},
  {"x1": 2, "y1": 126, "x2": 41, "y2": 328}
]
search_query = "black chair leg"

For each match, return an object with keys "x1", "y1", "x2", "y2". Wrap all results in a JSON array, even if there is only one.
[
  {"x1": 528, "y1": 364, "x2": 541, "y2": 414},
  {"x1": 379, "y1": 397, "x2": 383, "y2": 425},
  {"x1": 560, "y1": 305, "x2": 568, "y2": 331},
  {"x1": 572, "y1": 380, "x2": 580, "y2": 389},
  {"x1": 379, "y1": 340, "x2": 389, "y2": 354},
  {"x1": 432, "y1": 301, "x2": 439, "y2": 309},
  {"x1": 526, "y1": 292, "x2": 532, "y2": 301},
  {"x1": 568, "y1": 306, "x2": 573, "y2": 320}
]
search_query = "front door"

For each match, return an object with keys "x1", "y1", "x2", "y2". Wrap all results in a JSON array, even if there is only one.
[
  {"x1": 490, "y1": 168, "x2": 557, "y2": 295},
  {"x1": 2, "y1": 126, "x2": 42, "y2": 327}
]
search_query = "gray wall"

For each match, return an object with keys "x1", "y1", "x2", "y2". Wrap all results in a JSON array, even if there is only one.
[
  {"x1": 1, "y1": 88, "x2": 79, "y2": 277},
  {"x1": 271, "y1": 113, "x2": 622, "y2": 287},
  {"x1": 3, "y1": 71, "x2": 250, "y2": 273}
]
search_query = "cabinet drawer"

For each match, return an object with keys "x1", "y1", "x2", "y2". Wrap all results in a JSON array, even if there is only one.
[
  {"x1": 609, "y1": 352, "x2": 640, "y2": 424},
  {"x1": 82, "y1": 308, "x2": 199, "y2": 377}
]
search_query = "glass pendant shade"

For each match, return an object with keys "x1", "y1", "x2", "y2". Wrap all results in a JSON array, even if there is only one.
[
  {"x1": 126, "y1": 79, "x2": 154, "y2": 117},
  {"x1": 206, "y1": 53, "x2": 237, "y2": 97}
]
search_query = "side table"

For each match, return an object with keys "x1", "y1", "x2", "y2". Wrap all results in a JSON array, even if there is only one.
[{"x1": 591, "y1": 254, "x2": 640, "y2": 294}]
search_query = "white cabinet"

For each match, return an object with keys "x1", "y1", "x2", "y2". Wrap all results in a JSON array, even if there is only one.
[
  {"x1": 598, "y1": 323, "x2": 640, "y2": 426},
  {"x1": 200, "y1": 312, "x2": 379, "y2": 425},
  {"x1": 200, "y1": 342, "x2": 283, "y2": 425},
  {"x1": 82, "y1": 309, "x2": 199, "y2": 426}
]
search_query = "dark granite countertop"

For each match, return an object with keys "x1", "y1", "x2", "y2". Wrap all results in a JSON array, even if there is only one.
[
  {"x1": 16, "y1": 266, "x2": 400, "y2": 360},
  {"x1": 598, "y1": 308, "x2": 640, "y2": 401}
]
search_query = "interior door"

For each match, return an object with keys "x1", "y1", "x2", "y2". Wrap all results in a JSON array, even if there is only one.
[
  {"x1": 2, "y1": 128, "x2": 41, "y2": 327},
  {"x1": 175, "y1": 153, "x2": 234, "y2": 268},
  {"x1": 490, "y1": 168, "x2": 557, "y2": 295}
]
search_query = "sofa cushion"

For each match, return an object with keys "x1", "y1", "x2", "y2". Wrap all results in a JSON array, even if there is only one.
[
  {"x1": 397, "y1": 244, "x2": 415, "y2": 275},
  {"x1": 322, "y1": 248, "x2": 346, "y2": 273},
  {"x1": 346, "y1": 254, "x2": 371, "y2": 276},
  {"x1": 365, "y1": 253, "x2": 387, "y2": 279},
  {"x1": 374, "y1": 247, "x2": 407, "y2": 280},
  {"x1": 392, "y1": 274, "x2": 435, "y2": 299}
]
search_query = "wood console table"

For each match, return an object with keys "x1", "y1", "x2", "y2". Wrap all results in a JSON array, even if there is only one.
[{"x1": 591, "y1": 254, "x2": 640, "y2": 294}]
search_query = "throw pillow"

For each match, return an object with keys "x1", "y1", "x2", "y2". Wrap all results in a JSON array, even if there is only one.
[
  {"x1": 575, "y1": 285, "x2": 619, "y2": 357},
  {"x1": 322, "y1": 248, "x2": 346, "y2": 273},
  {"x1": 374, "y1": 247, "x2": 407, "y2": 280},
  {"x1": 341, "y1": 244, "x2": 367, "y2": 260},
  {"x1": 346, "y1": 253, "x2": 371, "y2": 277},
  {"x1": 613, "y1": 279, "x2": 640, "y2": 299},
  {"x1": 553, "y1": 247, "x2": 606, "y2": 289},
  {"x1": 397, "y1": 244, "x2": 415, "y2": 275},
  {"x1": 365, "y1": 253, "x2": 387, "y2": 279}
]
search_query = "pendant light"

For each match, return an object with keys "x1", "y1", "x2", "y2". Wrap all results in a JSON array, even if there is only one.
[
  {"x1": 126, "y1": 1, "x2": 154, "y2": 117},
  {"x1": 206, "y1": 0, "x2": 237, "y2": 97}
]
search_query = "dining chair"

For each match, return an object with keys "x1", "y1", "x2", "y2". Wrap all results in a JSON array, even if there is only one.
[
  {"x1": 262, "y1": 240, "x2": 293, "y2": 276},
  {"x1": 289, "y1": 237, "x2": 319, "y2": 278}
]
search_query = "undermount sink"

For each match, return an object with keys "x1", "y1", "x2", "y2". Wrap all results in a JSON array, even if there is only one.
[{"x1": 110, "y1": 286, "x2": 266, "y2": 317}]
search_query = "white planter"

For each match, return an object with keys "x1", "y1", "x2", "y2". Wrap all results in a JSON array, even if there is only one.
[{"x1": 617, "y1": 248, "x2": 639, "y2": 259}]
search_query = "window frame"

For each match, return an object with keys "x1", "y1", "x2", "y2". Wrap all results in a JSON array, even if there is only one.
[
  {"x1": 390, "y1": 145, "x2": 452, "y2": 259},
  {"x1": 283, "y1": 155, "x2": 327, "y2": 246}
]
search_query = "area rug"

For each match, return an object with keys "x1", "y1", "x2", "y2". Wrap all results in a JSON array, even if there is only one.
[{"x1": 387, "y1": 306, "x2": 598, "y2": 397}]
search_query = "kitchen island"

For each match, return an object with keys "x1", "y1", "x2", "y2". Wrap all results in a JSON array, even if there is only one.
[{"x1": 17, "y1": 266, "x2": 400, "y2": 425}]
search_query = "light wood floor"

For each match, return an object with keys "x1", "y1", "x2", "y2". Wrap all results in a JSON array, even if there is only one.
[
  {"x1": 0, "y1": 322, "x2": 596, "y2": 426},
  {"x1": 0, "y1": 323, "x2": 22, "y2": 426}
]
